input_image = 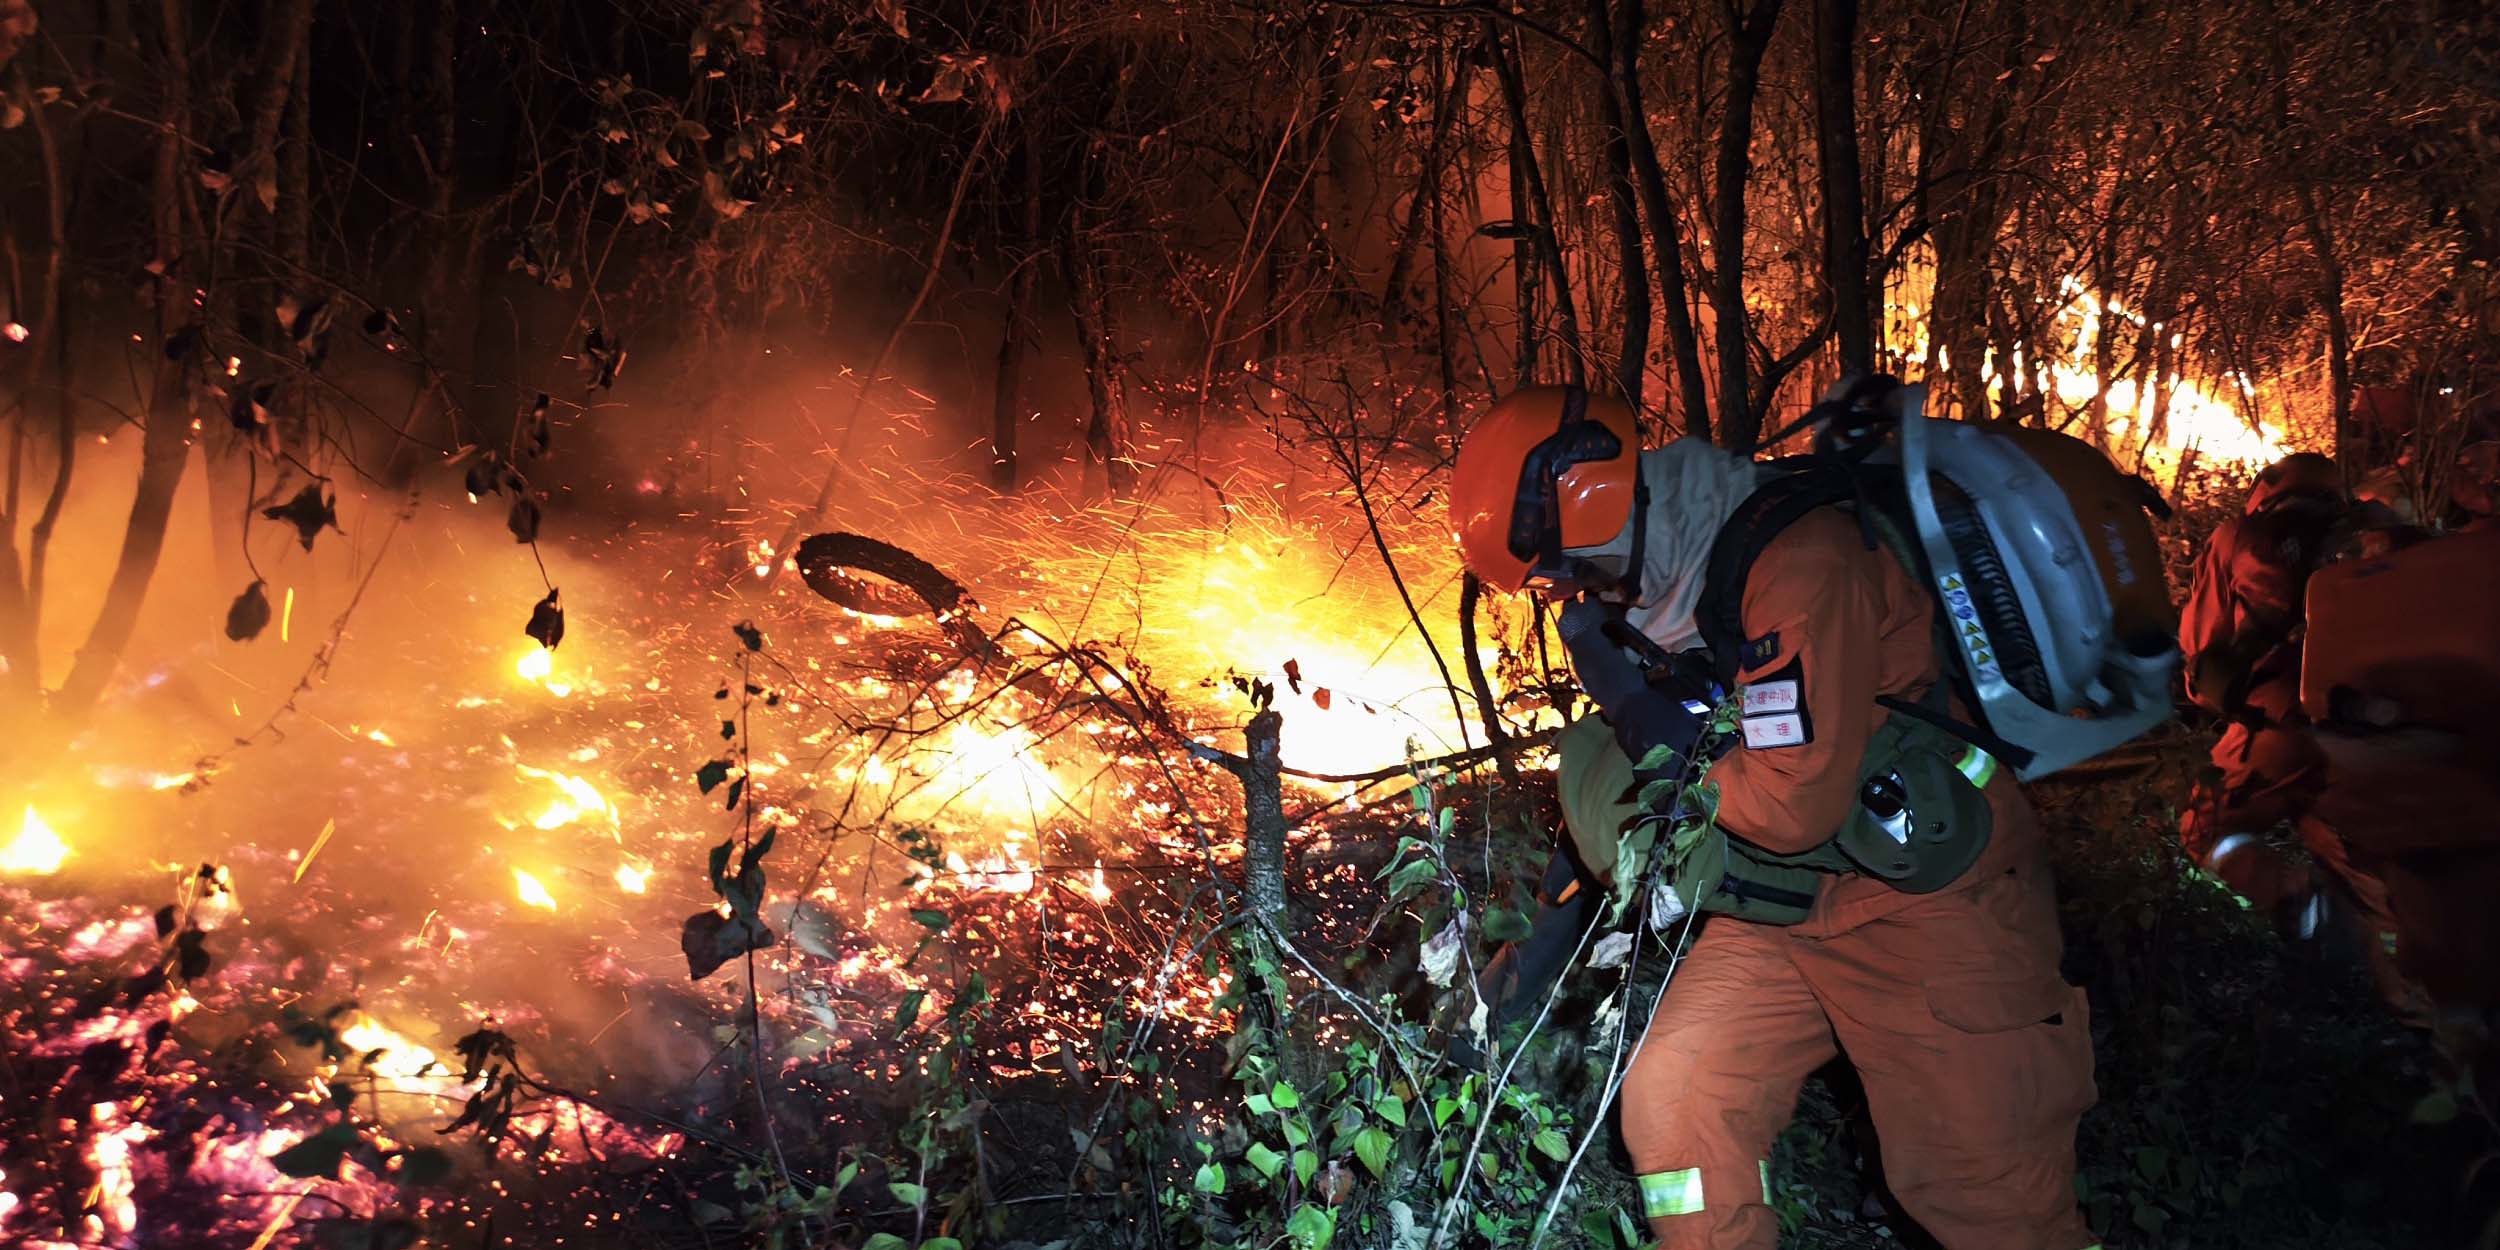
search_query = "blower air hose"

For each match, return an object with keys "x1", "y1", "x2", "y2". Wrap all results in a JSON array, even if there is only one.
[{"x1": 1929, "y1": 477, "x2": 2057, "y2": 710}]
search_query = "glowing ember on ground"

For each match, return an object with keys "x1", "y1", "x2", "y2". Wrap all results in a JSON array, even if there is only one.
[
  {"x1": 514, "y1": 646, "x2": 574, "y2": 697},
  {"x1": 613, "y1": 861, "x2": 652, "y2": 893},
  {"x1": 511, "y1": 868, "x2": 559, "y2": 910},
  {"x1": 333, "y1": 1012, "x2": 446, "y2": 1087},
  {"x1": 2, "y1": 807, "x2": 69, "y2": 876},
  {"x1": 514, "y1": 764, "x2": 618, "y2": 831}
]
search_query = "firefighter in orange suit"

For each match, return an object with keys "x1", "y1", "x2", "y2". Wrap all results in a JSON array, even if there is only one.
[
  {"x1": 2174, "y1": 454, "x2": 2417, "y2": 1008},
  {"x1": 1450, "y1": 385, "x2": 2098, "y2": 1250}
]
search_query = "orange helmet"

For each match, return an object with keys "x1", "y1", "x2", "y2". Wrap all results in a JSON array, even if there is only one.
[
  {"x1": 2247, "y1": 452, "x2": 2340, "y2": 514},
  {"x1": 1451, "y1": 385, "x2": 1639, "y2": 593}
]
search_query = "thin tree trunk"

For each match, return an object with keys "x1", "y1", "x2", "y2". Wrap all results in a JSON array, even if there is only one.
[
  {"x1": 245, "y1": 0, "x2": 318, "y2": 213},
  {"x1": 1613, "y1": 0, "x2": 1711, "y2": 438},
  {"x1": 1487, "y1": 19, "x2": 1584, "y2": 388},
  {"x1": 53, "y1": 0, "x2": 196, "y2": 718},
  {"x1": 389, "y1": 0, "x2": 465, "y2": 485},
  {"x1": 2296, "y1": 182, "x2": 2355, "y2": 467},
  {"x1": 1, "y1": 65, "x2": 73, "y2": 700},
  {"x1": 990, "y1": 116, "x2": 1044, "y2": 492},
  {"x1": 1924, "y1": 0, "x2": 2027, "y2": 421},
  {"x1": 1588, "y1": 0, "x2": 1649, "y2": 407},
  {"x1": 2088, "y1": 239, "x2": 2118, "y2": 450},
  {"x1": 1064, "y1": 181, "x2": 1131, "y2": 498},
  {"x1": 1383, "y1": 41, "x2": 1466, "y2": 329},
  {"x1": 1430, "y1": 36, "x2": 1461, "y2": 447},
  {"x1": 1224, "y1": 709, "x2": 1289, "y2": 923},
  {"x1": 1711, "y1": 0, "x2": 1782, "y2": 450},
  {"x1": 765, "y1": 112, "x2": 996, "y2": 582},
  {"x1": 1458, "y1": 573, "x2": 1519, "y2": 787},
  {"x1": 1812, "y1": 0, "x2": 1872, "y2": 378}
]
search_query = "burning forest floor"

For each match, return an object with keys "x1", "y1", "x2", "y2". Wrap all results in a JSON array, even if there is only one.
[{"x1": 0, "y1": 470, "x2": 2487, "y2": 1250}]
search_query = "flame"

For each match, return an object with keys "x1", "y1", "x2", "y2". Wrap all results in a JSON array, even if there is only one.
[
  {"x1": 84, "y1": 1103, "x2": 146, "y2": 1240},
  {"x1": 334, "y1": 1013, "x2": 443, "y2": 1081},
  {"x1": 514, "y1": 646, "x2": 574, "y2": 697},
  {"x1": 613, "y1": 861, "x2": 651, "y2": 894},
  {"x1": 939, "y1": 721, "x2": 1067, "y2": 818},
  {"x1": 2046, "y1": 284, "x2": 2290, "y2": 473},
  {"x1": 149, "y1": 771, "x2": 195, "y2": 791},
  {"x1": 512, "y1": 868, "x2": 558, "y2": 911},
  {"x1": 2, "y1": 807, "x2": 69, "y2": 875},
  {"x1": 1888, "y1": 270, "x2": 2297, "y2": 483},
  {"x1": 514, "y1": 764, "x2": 617, "y2": 830}
]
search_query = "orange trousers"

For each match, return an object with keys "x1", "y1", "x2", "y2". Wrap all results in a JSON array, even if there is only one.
[{"x1": 1617, "y1": 837, "x2": 2097, "y2": 1250}]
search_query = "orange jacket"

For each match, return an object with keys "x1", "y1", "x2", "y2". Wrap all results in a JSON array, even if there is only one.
[
  {"x1": 1697, "y1": 508, "x2": 2042, "y2": 930},
  {"x1": 2179, "y1": 502, "x2": 2335, "y2": 723},
  {"x1": 1704, "y1": 509, "x2": 1932, "y2": 851}
]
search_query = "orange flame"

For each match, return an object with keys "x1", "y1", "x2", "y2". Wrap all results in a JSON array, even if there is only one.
[
  {"x1": 1, "y1": 807, "x2": 69, "y2": 876},
  {"x1": 512, "y1": 868, "x2": 558, "y2": 911}
]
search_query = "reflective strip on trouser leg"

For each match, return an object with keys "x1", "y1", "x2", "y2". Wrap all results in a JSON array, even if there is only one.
[
  {"x1": 1954, "y1": 744, "x2": 1998, "y2": 790},
  {"x1": 2204, "y1": 832, "x2": 2258, "y2": 870},
  {"x1": 1638, "y1": 1167, "x2": 1706, "y2": 1218}
]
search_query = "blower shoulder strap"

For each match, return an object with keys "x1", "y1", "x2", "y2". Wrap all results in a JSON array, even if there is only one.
[
  {"x1": 1695, "y1": 464, "x2": 2038, "y2": 771},
  {"x1": 1696, "y1": 467, "x2": 1858, "y2": 690}
]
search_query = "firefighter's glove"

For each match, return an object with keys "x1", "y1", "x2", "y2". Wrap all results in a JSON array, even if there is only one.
[
  {"x1": 1558, "y1": 598, "x2": 1707, "y2": 779},
  {"x1": 1558, "y1": 598, "x2": 1646, "y2": 712}
]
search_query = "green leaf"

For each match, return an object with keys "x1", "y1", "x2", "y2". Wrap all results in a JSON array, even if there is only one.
[
  {"x1": 836, "y1": 1160, "x2": 859, "y2": 1192},
  {"x1": 911, "y1": 908, "x2": 950, "y2": 930},
  {"x1": 1286, "y1": 1203, "x2": 1337, "y2": 1250},
  {"x1": 271, "y1": 1123, "x2": 360, "y2": 1179},
  {"x1": 1281, "y1": 1116, "x2": 1311, "y2": 1148},
  {"x1": 889, "y1": 1181, "x2": 927, "y2": 1207},
  {"x1": 892, "y1": 990, "x2": 926, "y2": 1036},
  {"x1": 861, "y1": 1236, "x2": 910, "y2": 1250},
  {"x1": 1374, "y1": 1093, "x2": 1408, "y2": 1127},
  {"x1": 692, "y1": 1201, "x2": 737, "y2": 1226},
  {"x1": 2130, "y1": 1201, "x2": 2167, "y2": 1235},
  {"x1": 706, "y1": 839, "x2": 733, "y2": 891},
  {"x1": 1245, "y1": 1091, "x2": 1274, "y2": 1116},
  {"x1": 1531, "y1": 1128, "x2": 1571, "y2": 1162},
  {"x1": 1433, "y1": 1096, "x2": 1461, "y2": 1129},
  {"x1": 1194, "y1": 1161, "x2": 1226, "y2": 1195},
  {"x1": 2411, "y1": 1089, "x2": 2461, "y2": 1125},
  {"x1": 1292, "y1": 1148, "x2": 1319, "y2": 1186},
  {"x1": 1383, "y1": 858, "x2": 1439, "y2": 901},
  {"x1": 1270, "y1": 1081, "x2": 1301, "y2": 1110},
  {"x1": 2132, "y1": 1145, "x2": 2170, "y2": 1182},
  {"x1": 917, "y1": 1241, "x2": 963, "y2": 1250},
  {"x1": 695, "y1": 758, "x2": 731, "y2": 793},
  {"x1": 1247, "y1": 1141, "x2": 1285, "y2": 1179},
  {"x1": 1353, "y1": 1124, "x2": 1393, "y2": 1178},
  {"x1": 1435, "y1": 805, "x2": 1455, "y2": 836},
  {"x1": 1482, "y1": 908, "x2": 1532, "y2": 943},
  {"x1": 1635, "y1": 744, "x2": 1679, "y2": 771}
]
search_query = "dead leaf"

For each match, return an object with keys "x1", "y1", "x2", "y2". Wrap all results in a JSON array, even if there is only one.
[
  {"x1": 261, "y1": 485, "x2": 338, "y2": 551},
  {"x1": 524, "y1": 589, "x2": 564, "y2": 649},
  {"x1": 224, "y1": 581, "x2": 272, "y2": 642},
  {"x1": 1419, "y1": 915, "x2": 1465, "y2": 989}
]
